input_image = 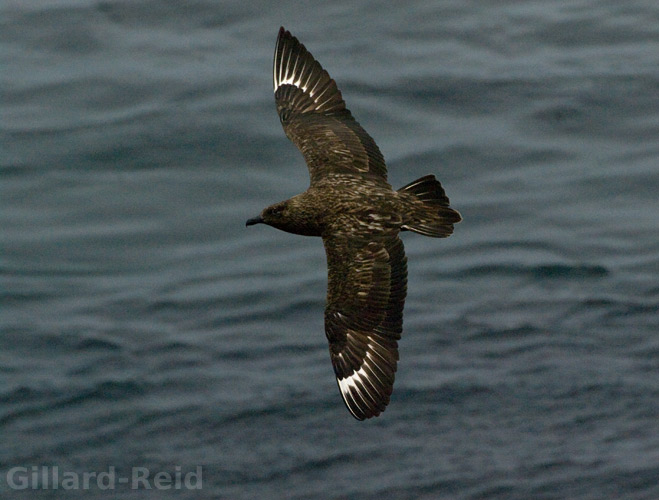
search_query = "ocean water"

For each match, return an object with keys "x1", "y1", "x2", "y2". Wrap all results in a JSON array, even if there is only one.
[{"x1": 2, "y1": 0, "x2": 658, "y2": 498}]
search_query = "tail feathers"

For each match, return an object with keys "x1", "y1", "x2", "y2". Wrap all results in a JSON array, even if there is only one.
[
  {"x1": 399, "y1": 174, "x2": 451, "y2": 205},
  {"x1": 398, "y1": 175, "x2": 461, "y2": 238}
]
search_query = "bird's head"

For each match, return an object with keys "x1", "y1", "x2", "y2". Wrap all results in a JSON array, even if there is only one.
[
  {"x1": 245, "y1": 201, "x2": 290, "y2": 230},
  {"x1": 246, "y1": 196, "x2": 322, "y2": 236}
]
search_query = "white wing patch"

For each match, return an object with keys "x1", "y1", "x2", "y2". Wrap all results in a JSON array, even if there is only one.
[
  {"x1": 336, "y1": 353, "x2": 387, "y2": 420},
  {"x1": 278, "y1": 54, "x2": 303, "y2": 89},
  {"x1": 337, "y1": 365, "x2": 370, "y2": 419},
  {"x1": 274, "y1": 29, "x2": 348, "y2": 116},
  {"x1": 332, "y1": 324, "x2": 398, "y2": 418},
  {"x1": 273, "y1": 36, "x2": 322, "y2": 99},
  {"x1": 337, "y1": 365, "x2": 368, "y2": 395},
  {"x1": 274, "y1": 35, "x2": 308, "y2": 94},
  {"x1": 276, "y1": 62, "x2": 309, "y2": 94}
]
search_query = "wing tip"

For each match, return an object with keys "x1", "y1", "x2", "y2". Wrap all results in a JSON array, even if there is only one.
[
  {"x1": 274, "y1": 26, "x2": 300, "y2": 92},
  {"x1": 336, "y1": 362, "x2": 394, "y2": 421},
  {"x1": 278, "y1": 26, "x2": 291, "y2": 42}
]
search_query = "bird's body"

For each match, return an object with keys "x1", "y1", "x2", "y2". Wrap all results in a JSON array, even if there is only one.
[
  {"x1": 260, "y1": 176, "x2": 399, "y2": 237},
  {"x1": 246, "y1": 28, "x2": 461, "y2": 420}
]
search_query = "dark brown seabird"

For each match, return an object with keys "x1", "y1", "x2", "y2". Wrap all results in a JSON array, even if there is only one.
[{"x1": 246, "y1": 27, "x2": 462, "y2": 420}]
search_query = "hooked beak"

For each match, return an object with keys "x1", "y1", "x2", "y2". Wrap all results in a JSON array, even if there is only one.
[{"x1": 245, "y1": 215, "x2": 264, "y2": 227}]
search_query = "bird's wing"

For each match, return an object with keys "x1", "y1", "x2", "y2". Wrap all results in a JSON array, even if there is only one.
[
  {"x1": 273, "y1": 27, "x2": 389, "y2": 186},
  {"x1": 323, "y1": 232, "x2": 407, "y2": 420}
]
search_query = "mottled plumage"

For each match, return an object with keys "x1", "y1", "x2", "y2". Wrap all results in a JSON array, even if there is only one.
[{"x1": 246, "y1": 27, "x2": 461, "y2": 420}]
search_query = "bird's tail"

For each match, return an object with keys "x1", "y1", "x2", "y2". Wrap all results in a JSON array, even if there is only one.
[{"x1": 398, "y1": 175, "x2": 462, "y2": 237}]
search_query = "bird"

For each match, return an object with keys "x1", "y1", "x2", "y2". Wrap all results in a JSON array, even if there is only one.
[{"x1": 246, "y1": 27, "x2": 461, "y2": 420}]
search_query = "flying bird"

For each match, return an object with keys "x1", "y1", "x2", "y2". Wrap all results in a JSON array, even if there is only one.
[{"x1": 246, "y1": 27, "x2": 461, "y2": 420}]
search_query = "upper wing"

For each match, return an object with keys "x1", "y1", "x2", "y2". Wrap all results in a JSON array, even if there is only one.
[
  {"x1": 274, "y1": 27, "x2": 389, "y2": 186},
  {"x1": 323, "y1": 233, "x2": 408, "y2": 420}
]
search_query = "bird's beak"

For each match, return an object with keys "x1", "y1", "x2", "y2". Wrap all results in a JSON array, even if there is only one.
[{"x1": 245, "y1": 215, "x2": 264, "y2": 227}]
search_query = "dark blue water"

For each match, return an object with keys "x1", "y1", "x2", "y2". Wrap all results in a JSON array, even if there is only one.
[{"x1": 2, "y1": 1, "x2": 658, "y2": 498}]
